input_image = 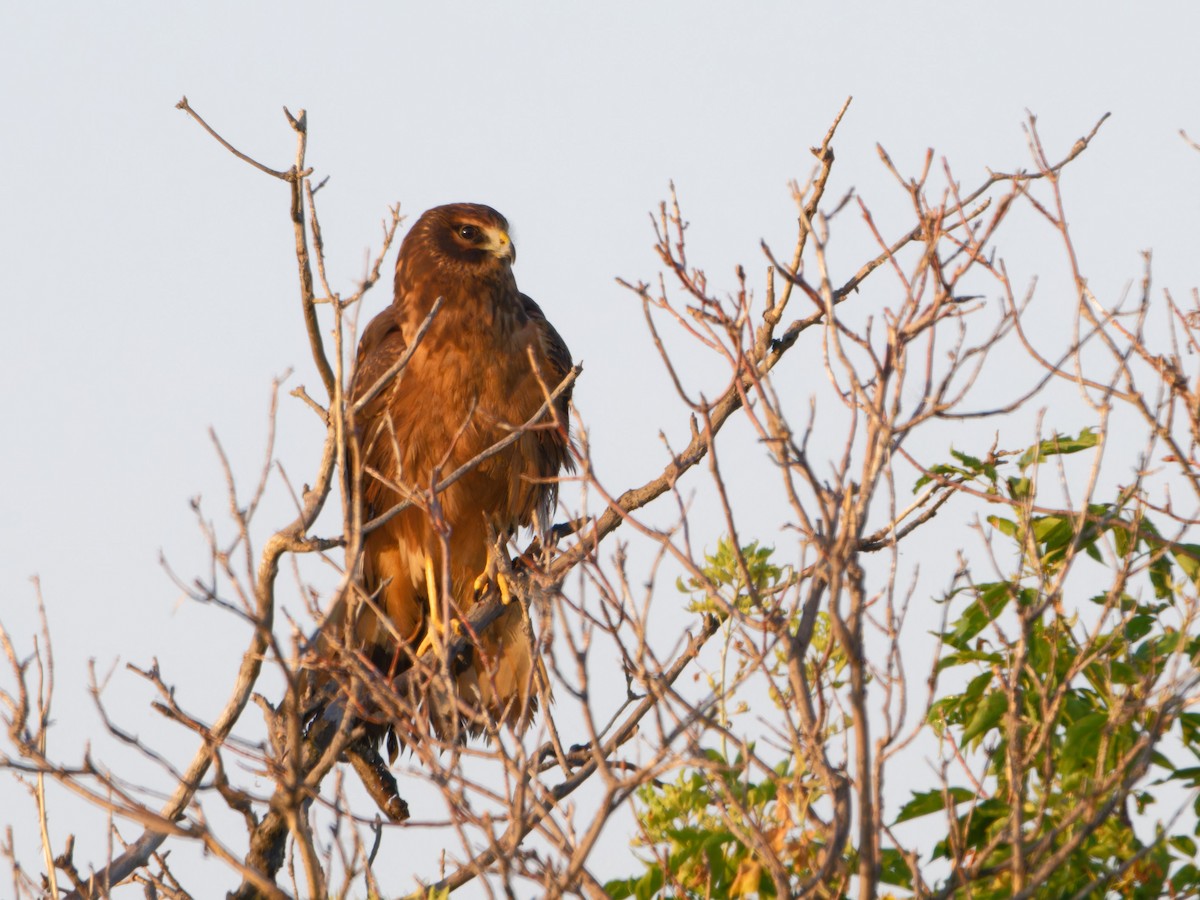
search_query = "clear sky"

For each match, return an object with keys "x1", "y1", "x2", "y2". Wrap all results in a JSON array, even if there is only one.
[{"x1": 4, "y1": 2, "x2": 1200, "y2": 895}]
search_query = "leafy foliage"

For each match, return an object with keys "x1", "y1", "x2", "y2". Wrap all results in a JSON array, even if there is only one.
[
  {"x1": 606, "y1": 750, "x2": 848, "y2": 899},
  {"x1": 610, "y1": 431, "x2": 1200, "y2": 897},
  {"x1": 678, "y1": 538, "x2": 785, "y2": 618}
]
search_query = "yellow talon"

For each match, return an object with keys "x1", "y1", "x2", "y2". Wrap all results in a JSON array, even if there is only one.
[
  {"x1": 473, "y1": 570, "x2": 513, "y2": 605},
  {"x1": 414, "y1": 631, "x2": 434, "y2": 658},
  {"x1": 473, "y1": 528, "x2": 516, "y2": 604}
]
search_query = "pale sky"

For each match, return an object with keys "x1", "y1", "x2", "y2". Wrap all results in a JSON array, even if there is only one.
[{"x1": 5, "y1": 3, "x2": 1200, "y2": 895}]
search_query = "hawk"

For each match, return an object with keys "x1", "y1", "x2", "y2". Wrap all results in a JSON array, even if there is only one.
[{"x1": 335, "y1": 202, "x2": 573, "y2": 743}]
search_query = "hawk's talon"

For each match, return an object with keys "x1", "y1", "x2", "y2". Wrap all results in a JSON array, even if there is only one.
[
  {"x1": 415, "y1": 617, "x2": 461, "y2": 658},
  {"x1": 474, "y1": 570, "x2": 513, "y2": 605},
  {"x1": 414, "y1": 631, "x2": 435, "y2": 659}
]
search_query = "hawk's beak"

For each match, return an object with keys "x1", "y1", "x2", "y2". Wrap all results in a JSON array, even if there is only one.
[{"x1": 496, "y1": 231, "x2": 516, "y2": 264}]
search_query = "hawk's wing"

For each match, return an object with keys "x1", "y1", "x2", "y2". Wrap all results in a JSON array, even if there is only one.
[
  {"x1": 517, "y1": 292, "x2": 575, "y2": 529},
  {"x1": 349, "y1": 306, "x2": 410, "y2": 525},
  {"x1": 351, "y1": 306, "x2": 406, "y2": 430},
  {"x1": 521, "y1": 292, "x2": 573, "y2": 408}
]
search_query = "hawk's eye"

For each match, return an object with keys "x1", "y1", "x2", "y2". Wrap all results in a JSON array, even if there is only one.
[{"x1": 457, "y1": 224, "x2": 481, "y2": 242}]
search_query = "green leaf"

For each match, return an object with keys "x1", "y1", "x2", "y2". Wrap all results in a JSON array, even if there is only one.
[
  {"x1": 937, "y1": 649, "x2": 1004, "y2": 673},
  {"x1": 1032, "y1": 514, "x2": 1072, "y2": 546},
  {"x1": 942, "y1": 582, "x2": 1011, "y2": 649},
  {"x1": 879, "y1": 847, "x2": 914, "y2": 888},
  {"x1": 1062, "y1": 711, "x2": 1107, "y2": 774},
  {"x1": 1113, "y1": 522, "x2": 1132, "y2": 558},
  {"x1": 1173, "y1": 863, "x2": 1200, "y2": 891},
  {"x1": 1172, "y1": 766, "x2": 1200, "y2": 788},
  {"x1": 1109, "y1": 660, "x2": 1137, "y2": 685},
  {"x1": 1150, "y1": 554, "x2": 1173, "y2": 599},
  {"x1": 1006, "y1": 476, "x2": 1031, "y2": 500},
  {"x1": 951, "y1": 449, "x2": 983, "y2": 470},
  {"x1": 1135, "y1": 790, "x2": 1156, "y2": 815},
  {"x1": 1150, "y1": 749, "x2": 1176, "y2": 772},
  {"x1": 988, "y1": 515, "x2": 1019, "y2": 538},
  {"x1": 634, "y1": 867, "x2": 664, "y2": 900},
  {"x1": 935, "y1": 797, "x2": 1009, "y2": 859},
  {"x1": 894, "y1": 787, "x2": 977, "y2": 823},
  {"x1": 956, "y1": 672, "x2": 994, "y2": 716},
  {"x1": 1124, "y1": 614, "x2": 1154, "y2": 642},
  {"x1": 1170, "y1": 835, "x2": 1198, "y2": 857},
  {"x1": 1180, "y1": 712, "x2": 1200, "y2": 747},
  {"x1": 1173, "y1": 544, "x2": 1200, "y2": 585},
  {"x1": 1017, "y1": 427, "x2": 1099, "y2": 469},
  {"x1": 915, "y1": 447, "x2": 1000, "y2": 493},
  {"x1": 961, "y1": 690, "x2": 1008, "y2": 745}
]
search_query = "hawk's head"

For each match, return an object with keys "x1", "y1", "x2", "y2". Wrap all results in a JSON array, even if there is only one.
[{"x1": 403, "y1": 203, "x2": 516, "y2": 276}]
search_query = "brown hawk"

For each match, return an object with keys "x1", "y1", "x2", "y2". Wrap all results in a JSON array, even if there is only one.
[{"x1": 335, "y1": 202, "x2": 573, "y2": 743}]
